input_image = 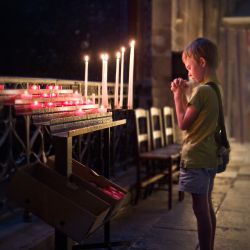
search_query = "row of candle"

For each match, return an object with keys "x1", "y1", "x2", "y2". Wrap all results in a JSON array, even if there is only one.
[
  {"x1": 29, "y1": 99, "x2": 96, "y2": 108},
  {"x1": 21, "y1": 91, "x2": 95, "y2": 100},
  {"x1": 83, "y1": 40, "x2": 135, "y2": 109},
  {"x1": 20, "y1": 90, "x2": 62, "y2": 99},
  {"x1": 28, "y1": 85, "x2": 63, "y2": 90}
]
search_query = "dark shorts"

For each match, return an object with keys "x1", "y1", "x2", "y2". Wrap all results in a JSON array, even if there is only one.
[{"x1": 179, "y1": 167, "x2": 217, "y2": 194}]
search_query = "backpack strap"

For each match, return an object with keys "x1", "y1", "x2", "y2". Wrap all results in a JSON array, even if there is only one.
[{"x1": 206, "y1": 82, "x2": 230, "y2": 149}]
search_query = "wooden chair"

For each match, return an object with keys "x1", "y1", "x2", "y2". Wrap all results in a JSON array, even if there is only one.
[
  {"x1": 134, "y1": 108, "x2": 176, "y2": 209},
  {"x1": 149, "y1": 107, "x2": 165, "y2": 150},
  {"x1": 162, "y1": 106, "x2": 184, "y2": 200},
  {"x1": 162, "y1": 106, "x2": 182, "y2": 150},
  {"x1": 150, "y1": 106, "x2": 184, "y2": 191},
  {"x1": 150, "y1": 106, "x2": 181, "y2": 156}
]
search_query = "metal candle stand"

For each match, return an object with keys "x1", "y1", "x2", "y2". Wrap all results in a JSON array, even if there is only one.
[
  {"x1": 52, "y1": 120, "x2": 130, "y2": 250},
  {"x1": 1, "y1": 85, "x2": 132, "y2": 249}
]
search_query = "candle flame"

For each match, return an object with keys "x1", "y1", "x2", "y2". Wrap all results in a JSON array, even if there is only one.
[
  {"x1": 121, "y1": 47, "x2": 126, "y2": 52},
  {"x1": 101, "y1": 53, "x2": 109, "y2": 60},
  {"x1": 116, "y1": 52, "x2": 121, "y2": 59},
  {"x1": 34, "y1": 101, "x2": 38, "y2": 105},
  {"x1": 84, "y1": 55, "x2": 89, "y2": 62},
  {"x1": 130, "y1": 40, "x2": 136, "y2": 47}
]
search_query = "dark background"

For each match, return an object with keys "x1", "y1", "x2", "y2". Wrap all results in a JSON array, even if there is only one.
[{"x1": 0, "y1": 0, "x2": 132, "y2": 82}]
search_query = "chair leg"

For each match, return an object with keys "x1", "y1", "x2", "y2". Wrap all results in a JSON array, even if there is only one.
[
  {"x1": 168, "y1": 164, "x2": 173, "y2": 210},
  {"x1": 134, "y1": 183, "x2": 141, "y2": 205},
  {"x1": 135, "y1": 161, "x2": 143, "y2": 204}
]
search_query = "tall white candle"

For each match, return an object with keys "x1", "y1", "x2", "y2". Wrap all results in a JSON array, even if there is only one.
[
  {"x1": 119, "y1": 47, "x2": 125, "y2": 108},
  {"x1": 115, "y1": 52, "x2": 120, "y2": 108},
  {"x1": 127, "y1": 40, "x2": 135, "y2": 109},
  {"x1": 101, "y1": 54, "x2": 105, "y2": 106},
  {"x1": 101, "y1": 53, "x2": 109, "y2": 107},
  {"x1": 84, "y1": 55, "x2": 89, "y2": 100}
]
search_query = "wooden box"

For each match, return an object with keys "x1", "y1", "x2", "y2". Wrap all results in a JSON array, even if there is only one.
[{"x1": 6, "y1": 163, "x2": 111, "y2": 242}]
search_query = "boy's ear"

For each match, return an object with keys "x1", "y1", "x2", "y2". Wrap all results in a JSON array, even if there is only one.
[{"x1": 199, "y1": 57, "x2": 206, "y2": 67}]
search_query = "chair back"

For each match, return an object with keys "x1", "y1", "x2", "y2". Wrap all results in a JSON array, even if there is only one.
[
  {"x1": 134, "y1": 108, "x2": 152, "y2": 153},
  {"x1": 162, "y1": 106, "x2": 176, "y2": 145},
  {"x1": 149, "y1": 107, "x2": 164, "y2": 150}
]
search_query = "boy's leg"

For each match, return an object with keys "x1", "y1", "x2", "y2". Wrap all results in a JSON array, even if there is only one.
[
  {"x1": 192, "y1": 193, "x2": 212, "y2": 250},
  {"x1": 208, "y1": 191, "x2": 216, "y2": 250}
]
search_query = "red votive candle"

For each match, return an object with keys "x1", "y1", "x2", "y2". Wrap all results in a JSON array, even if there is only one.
[
  {"x1": 31, "y1": 101, "x2": 42, "y2": 109},
  {"x1": 20, "y1": 90, "x2": 32, "y2": 99},
  {"x1": 46, "y1": 102, "x2": 54, "y2": 107},
  {"x1": 46, "y1": 85, "x2": 54, "y2": 90},
  {"x1": 53, "y1": 85, "x2": 62, "y2": 90},
  {"x1": 30, "y1": 85, "x2": 40, "y2": 90}
]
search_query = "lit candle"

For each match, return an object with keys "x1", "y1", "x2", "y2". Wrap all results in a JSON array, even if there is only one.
[
  {"x1": 127, "y1": 40, "x2": 135, "y2": 109},
  {"x1": 84, "y1": 55, "x2": 89, "y2": 100},
  {"x1": 74, "y1": 90, "x2": 80, "y2": 97},
  {"x1": 21, "y1": 90, "x2": 32, "y2": 99},
  {"x1": 31, "y1": 100, "x2": 42, "y2": 109},
  {"x1": 46, "y1": 85, "x2": 53, "y2": 90},
  {"x1": 99, "y1": 104, "x2": 107, "y2": 113},
  {"x1": 54, "y1": 85, "x2": 62, "y2": 90},
  {"x1": 105, "y1": 54, "x2": 109, "y2": 106},
  {"x1": 30, "y1": 85, "x2": 40, "y2": 90},
  {"x1": 47, "y1": 102, "x2": 53, "y2": 107},
  {"x1": 119, "y1": 47, "x2": 125, "y2": 108},
  {"x1": 77, "y1": 108, "x2": 83, "y2": 114},
  {"x1": 114, "y1": 52, "x2": 120, "y2": 108},
  {"x1": 101, "y1": 54, "x2": 105, "y2": 106},
  {"x1": 101, "y1": 53, "x2": 109, "y2": 107}
]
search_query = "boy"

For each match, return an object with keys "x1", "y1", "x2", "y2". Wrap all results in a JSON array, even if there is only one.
[{"x1": 171, "y1": 37, "x2": 222, "y2": 250}]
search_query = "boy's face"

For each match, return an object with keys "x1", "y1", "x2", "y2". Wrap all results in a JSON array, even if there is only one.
[{"x1": 183, "y1": 55, "x2": 205, "y2": 83}]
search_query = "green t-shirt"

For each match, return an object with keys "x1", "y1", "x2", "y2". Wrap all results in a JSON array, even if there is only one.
[{"x1": 181, "y1": 84, "x2": 219, "y2": 169}]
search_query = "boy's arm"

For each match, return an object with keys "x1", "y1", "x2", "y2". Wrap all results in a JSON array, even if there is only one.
[{"x1": 171, "y1": 78, "x2": 199, "y2": 130}]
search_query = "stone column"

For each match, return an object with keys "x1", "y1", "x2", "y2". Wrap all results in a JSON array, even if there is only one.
[{"x1": 151, "y1": 0, "x2": 172, "y2": 107}]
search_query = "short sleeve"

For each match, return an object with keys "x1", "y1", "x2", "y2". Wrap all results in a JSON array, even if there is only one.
[{"x1": 188, "y1": 86, "x2": 203, "y2": 112}]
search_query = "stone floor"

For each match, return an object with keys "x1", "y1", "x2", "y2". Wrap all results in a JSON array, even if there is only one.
[{"x1": 0, "y1": 140, "x2": 250, "y2": 250}]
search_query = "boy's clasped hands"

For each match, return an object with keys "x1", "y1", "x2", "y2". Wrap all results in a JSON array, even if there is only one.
[{"x1": 170, "y1": 78, "x2": 189, "y2": 94}]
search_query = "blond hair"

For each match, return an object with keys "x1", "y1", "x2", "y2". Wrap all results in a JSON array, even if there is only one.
[{"x1": 182, "y1": 38, "x2": 219, "y2": 69}]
